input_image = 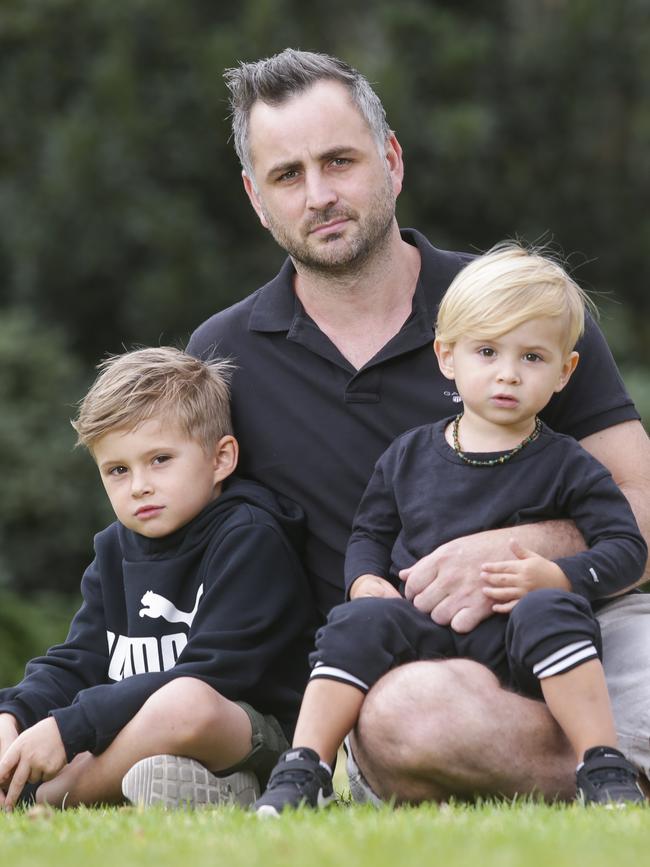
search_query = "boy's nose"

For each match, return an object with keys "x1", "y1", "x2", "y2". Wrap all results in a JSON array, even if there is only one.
[
  {"x1": 131, "y1": 474, "x2": 153, "y2": 497},
  {"x1": 497, "y1": 365, "x2": 521, "y2": 384}
]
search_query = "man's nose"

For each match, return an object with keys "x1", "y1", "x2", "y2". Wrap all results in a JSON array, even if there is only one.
[{"x1": 304, "y1": 169, "x2": 337, "y2": 212}]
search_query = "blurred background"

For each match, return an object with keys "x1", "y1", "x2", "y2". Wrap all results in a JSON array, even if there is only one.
[{"x1": 1, "y1": 0, "x2": 649, "y2": 678}]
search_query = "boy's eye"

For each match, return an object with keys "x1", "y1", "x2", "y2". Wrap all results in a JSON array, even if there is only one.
[
  {"x1": 153, "y1": 454, "x2": 171, "y2": 465},
  {"x1": 524, "y1": 352, "x2": 542, "y2": 362},
  {"x1": 108, "y1": 465, "x2": 128, "y2": 476},
  {"x1": 478, "y1": 347, "x2": 495, "y2": 357}
]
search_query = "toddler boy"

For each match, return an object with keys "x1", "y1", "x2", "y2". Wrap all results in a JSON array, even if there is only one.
[{"x1": 254, "y1": 244, "x2": 647, "y2": 814}]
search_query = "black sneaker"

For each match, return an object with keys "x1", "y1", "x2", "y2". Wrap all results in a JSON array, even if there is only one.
[
  {"x1": 254, "y1": 747, "x2": 335, "y2": 817},
  {"x1": 576, "y1": 746, "x2": 645, "y2": 806}
]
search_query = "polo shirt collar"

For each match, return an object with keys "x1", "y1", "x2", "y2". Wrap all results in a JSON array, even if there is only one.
[{"x1": 247, "y1": 228, "x2": 443, "y2": 334}]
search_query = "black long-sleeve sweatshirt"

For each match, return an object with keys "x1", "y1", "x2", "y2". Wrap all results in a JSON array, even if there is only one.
[
  {"x1": 0, "y1": 478, "x2": 318, "y2": 761},
  {"x1": 345, "y1": 419, "x2": 648, "y2": 601}
]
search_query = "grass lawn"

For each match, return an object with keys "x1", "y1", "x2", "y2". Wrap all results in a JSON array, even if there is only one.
[{"x1": 1, "y1": 801, "x2": 649, "y2": 867}]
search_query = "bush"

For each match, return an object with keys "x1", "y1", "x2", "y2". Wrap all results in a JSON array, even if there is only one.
[
  {"x1": 0, "y1": 310, "x2": 110, "y2": 595},
  {"x1": 0, "y1": 590, "x2": 79, "y2": 685}
]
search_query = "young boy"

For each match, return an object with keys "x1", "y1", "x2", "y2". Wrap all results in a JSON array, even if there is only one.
[
  {"x1": 0, "y1": 347, "x2": 317, "y2": 810},
  {"x1": 254, "y1": 244, "x2": 648, "y2": 814}
]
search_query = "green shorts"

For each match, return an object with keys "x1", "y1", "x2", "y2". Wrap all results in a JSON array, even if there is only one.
[{"x1": 218, "y1": 702, "x2": 289, "y2": 787}]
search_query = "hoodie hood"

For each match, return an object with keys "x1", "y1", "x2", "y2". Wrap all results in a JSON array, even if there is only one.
[{"x1": 117, "y1": 476, "x2": 305, "y2": 560}]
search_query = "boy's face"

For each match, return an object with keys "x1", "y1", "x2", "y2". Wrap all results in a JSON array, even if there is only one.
[
  {"x1": 93, "y1": 418, "x2": 237, "y2": 538},
  {"x1": 435, "y1": 317, "x2": 579, "y2": 431}
]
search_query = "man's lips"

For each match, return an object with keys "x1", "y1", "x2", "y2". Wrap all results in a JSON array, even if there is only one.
[
  {"x1": 135, "y1": 505, "x2": 164, "y2": 518},
  {"x1": 308, "y1": 217, "x2": 349, "y2": 236}
]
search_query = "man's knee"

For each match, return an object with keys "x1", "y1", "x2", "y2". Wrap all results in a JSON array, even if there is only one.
[
  {"x1": 360, "y1": 658, "x2": 500, "y2": 744},
  {"x1": 354, "y1": 659, "x2": 501, "y2": 800},
  {"x1": 353, "y1": 658, "x2": 574, "y2": 803}
]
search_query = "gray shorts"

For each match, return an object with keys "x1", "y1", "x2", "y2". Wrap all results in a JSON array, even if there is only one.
[
  {"x1": 598, "y1": 593, "x2": 650, "y2": 778},
  {"x1": 219, "y1": 702, "x2": 289, "y2": 787},
  {"x1": 346, "y1": 593, "x2": 650, "y2": 803},
  {"x1": 344, "y1": 735, "x2": 383, "y2": 806}
]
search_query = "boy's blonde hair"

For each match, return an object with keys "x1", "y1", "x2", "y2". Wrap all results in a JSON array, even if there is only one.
[
  {"x1": 72, "y1": 347, "x2": 234, "y2": 453},
  {"x1": 435, "y1": 243, "x2": 596, "y2": 353}
]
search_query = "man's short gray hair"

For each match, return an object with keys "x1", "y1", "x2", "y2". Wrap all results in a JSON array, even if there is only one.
[{"x1": 223, "y1": 48, "x2": 391, "y2": 179}]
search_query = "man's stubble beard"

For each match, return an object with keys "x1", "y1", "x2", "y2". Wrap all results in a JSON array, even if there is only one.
[{"x1": 261, "y1": 174, "x2": 396, "y2": 278}]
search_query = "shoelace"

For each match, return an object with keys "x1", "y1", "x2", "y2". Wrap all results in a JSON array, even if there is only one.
[
  {"x1": 584, "y1": 762, "x2": 637, "y2": 790},
  {"x1": 268, "y1": 761, "x2": 319, "y2": 790}
]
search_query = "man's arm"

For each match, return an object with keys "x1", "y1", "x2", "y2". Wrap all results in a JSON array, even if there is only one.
[
  {"x1": 580, "y1": 420, "x2": 650, "y2": 580},
  {"x1": 402, "y1": 421, "x2": 650, "y2": 633}
]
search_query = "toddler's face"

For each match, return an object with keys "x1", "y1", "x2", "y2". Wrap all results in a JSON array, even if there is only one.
[{"x1": 436, "y1": 316, "x2": 578, "y2": 431}]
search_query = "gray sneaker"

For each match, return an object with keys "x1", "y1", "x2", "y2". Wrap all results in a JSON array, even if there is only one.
[{"x1": 122, "y1": 754, "x2": 260, "y2": 809}]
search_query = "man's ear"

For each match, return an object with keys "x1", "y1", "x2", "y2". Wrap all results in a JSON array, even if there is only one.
[
  {"x1": 242, "y1": 171, "x2": 270, "y2": 229},
  {"x1": 555, "y1": 350, "x2": 580, "y2": 393},
  {"x1": 434, "y1": 338, "x2": 455, "y2": 380},
  {"x1": 212, "y1": 435, "x2": 239, "y2": 484},
  {"x1": 385, "y1": 132, "x2": 405, "y2": 197}
]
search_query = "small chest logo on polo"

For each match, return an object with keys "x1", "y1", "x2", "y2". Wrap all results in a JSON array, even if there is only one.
[
  {"x1": 107, "y1": 584, "x2": 204, "y2": 681},
  {"x1": 444, "y1": 390, "x2": 463, "y2": 404}
]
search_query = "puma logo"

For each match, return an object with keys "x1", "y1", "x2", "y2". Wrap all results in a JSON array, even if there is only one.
[{"x1": 139, "y1": 584, "x2": 204, "y2": 627}]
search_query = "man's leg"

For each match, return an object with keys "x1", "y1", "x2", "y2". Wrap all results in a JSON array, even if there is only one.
[
  {"x1": 350, "y1": 658, "x2": 576, "y2": 804},
  {"x1": 598, "y1": 594, "x2": 650, "y2": 780},
  {"x1": 35, "y1": 678, "x2": 254, "y2": 807}
]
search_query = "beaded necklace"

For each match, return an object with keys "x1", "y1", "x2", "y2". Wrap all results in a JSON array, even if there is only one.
[{"x1": 452, "y1": 414, "x2": 542, "y2": 467}]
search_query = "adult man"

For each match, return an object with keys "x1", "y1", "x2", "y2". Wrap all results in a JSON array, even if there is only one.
[{"x1": 188, "y1": 48, "x2": 650, "y2": 802}]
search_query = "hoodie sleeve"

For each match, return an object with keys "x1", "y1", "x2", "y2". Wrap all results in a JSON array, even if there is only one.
[
  {"x1": 51, "y1": 516, "x2": 314, "y2": 759},
  {"x1": 0, "y1": 558, "x2": 109, "y2": 732},
  {"x1": 552, "y1": 447, "x2": 648, "y2": 600}
]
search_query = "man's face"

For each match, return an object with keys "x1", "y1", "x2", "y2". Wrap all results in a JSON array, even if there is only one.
[{"x1": 242, "y1": 80, "x2": 403, "y2": 274}]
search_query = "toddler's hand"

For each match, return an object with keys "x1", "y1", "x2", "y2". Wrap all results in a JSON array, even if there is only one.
[
  {"x1": 349, "y1": 574, "x2": 401, "y2": 600},
  {"x1": 481, "y1": 539, "x2": 570, "y2": 613}
]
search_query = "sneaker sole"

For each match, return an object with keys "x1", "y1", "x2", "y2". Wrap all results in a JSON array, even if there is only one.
[
  {"x1": 122, "y1": 755, "x2": 260, "y2": 809},
  {"x1": 255, "y1": 804, "x2": 281, "y2": 819}
]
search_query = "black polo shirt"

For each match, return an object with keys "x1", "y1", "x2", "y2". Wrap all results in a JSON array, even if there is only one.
[{"x1": 187, "y1": 229, "x2": 639, "y2": 616}]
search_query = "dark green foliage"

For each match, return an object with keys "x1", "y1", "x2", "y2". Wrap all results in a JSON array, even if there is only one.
[
  {"x1": 0, "y1": 0, "x2": 648, "y2": 596},
  {"x1": 2, "y1": 0, "x2": 649, "y2": 360},
  {"x1": 0, "y1": 590, "x2": 79, "y2": 685},
  {"x1": 0, "y1": 311, "x2": 110, "y2": 594}
]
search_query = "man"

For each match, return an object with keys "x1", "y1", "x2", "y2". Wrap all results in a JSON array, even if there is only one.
[{"x1": 187, "y1": 49, "x2": 650, "y2": 803}]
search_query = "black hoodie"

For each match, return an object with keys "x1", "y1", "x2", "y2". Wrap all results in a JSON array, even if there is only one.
[{"x1": 0, "y1": 478, "x2": 319, "y2": 761}]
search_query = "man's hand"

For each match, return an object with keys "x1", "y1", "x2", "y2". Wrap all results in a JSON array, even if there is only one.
[
  {"x1": 481, "y1": 539, "x2": 571, "y2": 613},
  {"x1": 349, "y1": 574, "x2": 401, "y2": 600},
  {"x1": 0, "y1": 717, "x2": 67, "y2": 811},
  {"x1": 400, "y1": 535, "x2": 497, "y2": 633},
  {"x1": 400, "y1": 522, "x2": 583, "y2": 634}
]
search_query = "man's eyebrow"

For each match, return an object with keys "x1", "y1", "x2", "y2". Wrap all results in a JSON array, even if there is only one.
[
  {"x1": 319, "y1": 145, "x2": 358, "y2": 161},
  {"x1": 266, "y1": 159, "x2": 301, "y2": 179},
  {"x1": 266, "y1": 146, "x2": 359, "y2": 179}
]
